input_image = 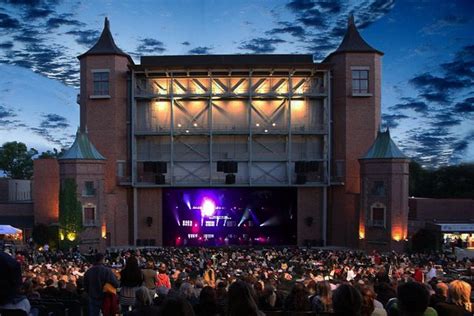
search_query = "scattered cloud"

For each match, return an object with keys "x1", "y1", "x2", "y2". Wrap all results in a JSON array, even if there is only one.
[
  {"x1": 39, "y1": 113, "x2": 69, "y2": 129},
  {"x1": 238, "y1": 37, "x2": 285, "y2": 53},
  {"x1": 389, "y1": 98, "x2": 429, "y2": 113},
  {"x1": 266, "y1": 21, "x2": 306, "y2": 39},
  {"x1": 31, "y1": 113, "x2": 71, "y2": 146},
  {"x1": 46, "y1": 14, "x2": 84, "y2": 29},
  {"x1": 453, "y1": 97, "x2": 474, "y2": 113},
  {"x1": 0, "y1": 12, "x2": 20, "y2": 29},
  {"x1": 381, "y1": 113, "x2": 409, "y2": 129},
  {"x1": 0, "y1": 104, "x2": 21, "y2": 129},
  {"x1": 66, "y1": 29, "x2": 100, "y2": 46},
  {"x1": 188, "y1": 46, "x2": 213, "y2": 54},
  {"x1": 136, "y1": 38, "x2": 166, "y2": 54},
  {"x1": 181, "y1": 41, "x2": 190, "y2": 46}
]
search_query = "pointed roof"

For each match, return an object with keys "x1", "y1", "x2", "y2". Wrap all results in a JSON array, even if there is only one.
[
  {"x1": 361, "y1": 129, "x2": 407, "y2": 159},
  {"x1": 59, "y1": 129, "x2": 105, "y2": 160},
  {"x1": 78, "y1": 17, "x2": 130, "y2": 59},
  {"x1": 330, "y1": 15, "x2": 383, "y2": 57}
]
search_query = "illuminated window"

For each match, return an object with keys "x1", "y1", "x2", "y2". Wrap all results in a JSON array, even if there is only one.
[
  {"x1": 83, "y1": 206, "x2": 96, "y2": 226},
  {"x1": 93, "y1": 71, "x2": 109, "y2": 96},
  {"x1": 352, "y1": 69, "x2": 369, "y2": 94}
]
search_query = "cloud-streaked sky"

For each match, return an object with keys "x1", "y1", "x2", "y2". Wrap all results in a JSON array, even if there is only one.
[{"x1": 0, "y1": 0, "x2": 473, "y2": 167}]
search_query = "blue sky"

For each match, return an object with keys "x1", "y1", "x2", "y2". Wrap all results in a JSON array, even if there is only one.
[{"x1": 0, "y1": 0, "x2": 473, "y2": 167}]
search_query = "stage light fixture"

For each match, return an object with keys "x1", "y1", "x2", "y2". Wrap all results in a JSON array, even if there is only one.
[{"x1": 201, "y1": 198, "x2": 216, "y2": 217}]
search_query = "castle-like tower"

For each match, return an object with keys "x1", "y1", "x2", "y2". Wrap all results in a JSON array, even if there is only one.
[
  {"x1": 324, "y1": 15, "x2": 384, "y2": 247},
  {"x1": 359, "y1": 129, "x2": 409, "y2": 252},
  {"x1": 77, "y1": 18, "x2": 133, "y2": 246}
]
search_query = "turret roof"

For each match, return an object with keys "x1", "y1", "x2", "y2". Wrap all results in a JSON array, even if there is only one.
[
  {"x1": 329, "y1": 15, "x2": 383, "y2": 57},
  {"x1": 362, "y1": 129, "x2": 407, "y2": 159},
  {"x1": 59, "y1": 130, "x2": 105, "y2": 160},
  {"x1": 78, "y1": 17, "x2": 129, "y2": 59}
]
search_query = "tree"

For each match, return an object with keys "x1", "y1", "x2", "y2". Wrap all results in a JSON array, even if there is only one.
[
  {"x1": 38, "y1": 148, "x2": 65, "y2": 159},
  {"x1": 59, "y1": 179, "x2": 83, "y2": 246},
  {"x1": 0, "y1": 141, "x2": 38, "y2": 179}
]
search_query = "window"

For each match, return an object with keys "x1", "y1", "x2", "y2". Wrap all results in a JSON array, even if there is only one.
[
  {"x1": 93, "y1": 71, "x2": 109, "y2": 96},
  {"x1": 83, "y1": 181, "x2": 95, "y2": 196},
  {"x1": 370, "y1": 181, "x2": 385, "y2": 196},
  {"x1": 370, "y1": 206, "x2": 385, "y2": 228},
  {"x1": 83, "y1": 206, "x2": 96, "y2": 226},
  {"x1": 352, "y1": 69, "x2": 369, "y2": 94}
]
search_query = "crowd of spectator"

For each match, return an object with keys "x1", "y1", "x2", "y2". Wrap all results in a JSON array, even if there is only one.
[{"x1": 0, "y1": 246, "x2": 473, "y2": 316}]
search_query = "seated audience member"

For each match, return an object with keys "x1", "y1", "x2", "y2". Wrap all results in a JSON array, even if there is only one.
[
  {"x1": 194, "y1": 286, "x2": 223, "y2": 316},
  {"x1": 0, "y1": 252, "x2": 32, "y2": 314},
  {"x1": 312, "y1": 281, "x2": 333, "y2": 313},
  {"x1": 435, "y1": 280, "x2": 472, "y2": 316},
  {"x1": 332, "y1": 283, "x2": 362, "y2": 316},
  {"x1": 158, "y1": 296, "x2": 196, "y2": 316},
  {"x1": 375, "y1": 282, "x2": 397, "y2": 307},
  {"x1": 284, "y1": 282, "x2": 311, "y2": 311},
  {"x1": 430, "y1": 282, "x2": 448, "y2": 307},
  {"x1": 359, "y1": 285, "x2": 387, "y2": 316},
  {"x1": 227, "y1": 280, "x2": 265, "y2": 316},
  {"x1": 125, "y1": 286, "x2": 160, "y2": 316},
  {"x1": 387, "y1": 282, "x2": 437, "y2": 316}
]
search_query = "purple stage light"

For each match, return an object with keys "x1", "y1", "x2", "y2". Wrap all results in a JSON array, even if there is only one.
[{"x1": 201, "y1": 198, "x2": 216, "y2": 217}]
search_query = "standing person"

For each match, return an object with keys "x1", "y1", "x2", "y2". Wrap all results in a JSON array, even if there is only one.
[
  {"x1": 83, "y1": 253, "x2": 119, "y2": 316},
  {"x1": 156, "y1": 263, "x2": 171, "y2": 289},
  {"x1": 119, "y1": 255, "x2": 144, "y2": 312},
  {"x1": 142, "y1": 260, "x2": 157, "y2": 291}
]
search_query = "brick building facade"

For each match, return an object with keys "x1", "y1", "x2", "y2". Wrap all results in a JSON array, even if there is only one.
[{"x1": 27, "y1": 16, "x2": 412, "y2": 250}]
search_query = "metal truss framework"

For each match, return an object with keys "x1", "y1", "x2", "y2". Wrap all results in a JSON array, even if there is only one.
[{"x1": 130, "y1": 68, "x2": 330, "y2": 187}]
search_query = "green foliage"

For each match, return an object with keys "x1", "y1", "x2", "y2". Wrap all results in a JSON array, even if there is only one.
[
  {"x1": 59, "y1": 179, "x2": 83, "y2": 239},
  {"x1": 38, "y1": 148, "x2": 65, "y2": 159},
  {"x1": 0, "y1": 141, "x2": 38, "y2": 179},
  {"x1": 409, "y1": 162, "x2": 474, "y2": 198}
]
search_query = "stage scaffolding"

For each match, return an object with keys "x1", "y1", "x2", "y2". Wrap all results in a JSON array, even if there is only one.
[{"x1": 130, "y1": 68, "x2": 330, "y2": 187}]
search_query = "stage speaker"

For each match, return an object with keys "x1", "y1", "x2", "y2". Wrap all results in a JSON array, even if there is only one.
[
  {"x1": 155, "y1": 174, "x2": 165, "y2": 184},
  {"x1": 225, "y1": 173, "x2": 236, "y2": 184},
  {"x1": 296, "y1": 173, "x2": 307, "y2": 184},
  {"x1": 295, "y1": 161, "x2": 307, "y2": 173},
  {"x1": 217, "y1": 161, "x2": 225, "y2": 172},
  {"x1": 224, "y1": 161, "x2": 238, "y2": 173},
  {"x1": 157, "y1": 162, "x2": 167, "y2": 173},
  {"x1": 144, "y1": 161, "x2": 157, "y2": 173}
]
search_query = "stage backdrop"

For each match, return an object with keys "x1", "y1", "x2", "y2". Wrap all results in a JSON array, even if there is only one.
[{"x1": 163, "y1": 188, "x2": 297, "y2": 246}]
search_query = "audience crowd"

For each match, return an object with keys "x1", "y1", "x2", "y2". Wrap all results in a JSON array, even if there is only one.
[{"x1": 1, "y1": 246, "x2": 473, "y2": 316}]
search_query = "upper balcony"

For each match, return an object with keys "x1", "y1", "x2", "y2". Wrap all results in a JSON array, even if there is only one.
[{"x1": 134, "y1": 76, "x2": 327, "y2": 99}]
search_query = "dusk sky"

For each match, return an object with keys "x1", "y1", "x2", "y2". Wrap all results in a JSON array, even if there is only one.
[{"x1": 0, "y1": 0, "x2": 472, "y2": 167}]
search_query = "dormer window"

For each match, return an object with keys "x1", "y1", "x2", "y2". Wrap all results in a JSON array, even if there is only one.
[
  {"x1": 351, "y1": 67, "x2": 370, "y2": 96},
  {"x1": 91, "y1": 69, "x2": 110, "y2": 98}
]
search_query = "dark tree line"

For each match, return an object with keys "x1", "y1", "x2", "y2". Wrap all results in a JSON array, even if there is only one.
[{"x1": 409, "y1": 161, "x2": 474, "y2": 198}]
